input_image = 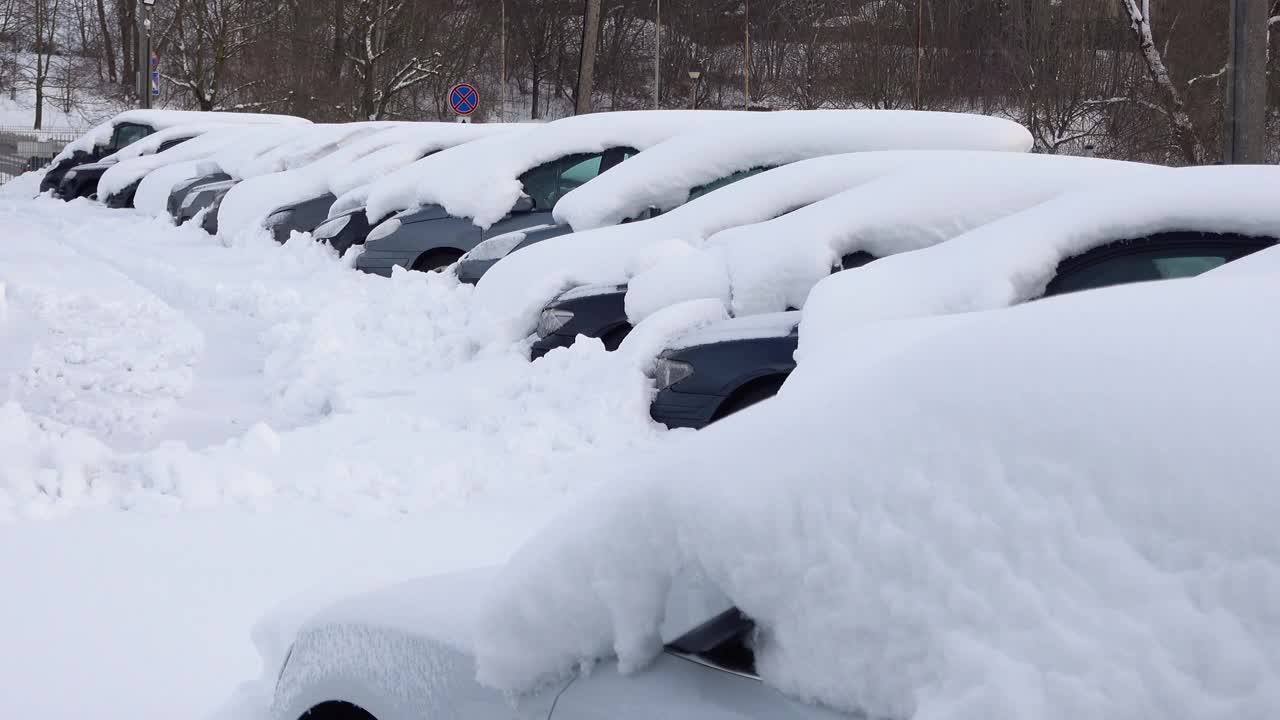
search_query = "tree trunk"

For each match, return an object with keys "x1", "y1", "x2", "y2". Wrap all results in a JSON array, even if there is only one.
[
  {"x1": 118, "y1": 0, "x2": 134, "y2": 88},
  {"x1": 574, "y1": 0, "x2": 602, "y2": 114},
  {"x1": 96, "y1": 0, "x2": 117, "y2": 83}
]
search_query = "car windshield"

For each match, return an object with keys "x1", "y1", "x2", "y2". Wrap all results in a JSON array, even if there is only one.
[{"x1": 110, "y1": 123, "x2": 151, "y2": 151}]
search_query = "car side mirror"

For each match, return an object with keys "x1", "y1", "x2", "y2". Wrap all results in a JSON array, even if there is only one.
[{"x1": 512, "y1": 195, "x2": 535, "y2": 214}]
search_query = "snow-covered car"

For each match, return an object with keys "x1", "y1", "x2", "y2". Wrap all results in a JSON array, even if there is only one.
[
  {"x1": 254, "y1": 122, "x2": 515, "y2": 246},
  {"x1": 52, "y1": 127, "x2": 203, "y2": 201},
  {"x1": 525, "y1": 149, "x2": 1111, "y2": 358},
  {"x1": 267, "y1": 569, "x2": 845, "y2": 720},
  {"x1": 99, "y1": 120, "x2": 310, "y2": 209},
  {"x1": 461, "y1": 263, "x2": 1280, "y2": 720},
  {"x1": 171, "y1": 123, "x2": 396, "y2": 234},
  {"x1": 650, "y1": 164, "x2": 1280, "y2": 429},
  {"x1": 455, "y1": 109, "x2": 1033, "y2": 285},
  {"x1": 350, "y1": 110, "x2": 744, "y2": 276},
  {"x1": 39, "y1": 109, "x2": 303, "y2": 196}
]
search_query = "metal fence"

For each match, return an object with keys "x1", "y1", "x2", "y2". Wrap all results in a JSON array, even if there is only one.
[{"x1": 0, "y1": 125, "x2": 81, "y2": 184}]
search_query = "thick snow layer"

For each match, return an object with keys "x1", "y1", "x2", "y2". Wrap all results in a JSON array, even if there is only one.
[
  {"x1": 99, "y1": 125, "x2": 292, "y2": 200},
  {"x1": 798, "y1": 164, "x2": 1280, "y2": 359},
  {"x1": 630, "y1": 153, "x2": 1165, "y2": 324},
  {"x1": 214, "y1": 122, "x2": 395, "y2": 181},
  {"x1": 218, "y1": 122, "x2": 520, "y2": 240},
  {"x1": 363, "y1": 111, "x2": 736, "y2": 228},
  {"x1": 0, "y1": 175, "x2": 687, "y2": 718},
  {"x1": 54, "y1": 109, "x2": 307, "y2": 163},
  {"x1": 326, "y1": 123, "x2": 517, "y2": 217},
  {"x1": 554, "y1": 110, "x2": 1033, "y2": 231},
  {"x1": 666, "y1": 310, "x2": 800, "y2": 349},
  {"x1": 475, "y1": 272, "x2": 1280, "y2": 719},
  {"x1": 215, "y1": 123, "x2": 414, "y2": 238},
  {"x1": 471, "y1": 150, "x2": 956, "y2": 341}
]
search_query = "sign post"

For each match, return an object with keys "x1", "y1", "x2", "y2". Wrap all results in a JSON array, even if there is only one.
[
  {"x1": 448, "y1": 83, "x2": 480, "y2": 122},
  {"x1": 150, "y1": 52, "x2": 160, "y2": 98}
]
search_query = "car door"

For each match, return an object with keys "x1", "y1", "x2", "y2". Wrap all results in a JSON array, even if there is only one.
[
  {"x1": 1042, "y1": 231, "x2": 1277, "y2": 298},
  {"x1": 481, "y1": 147, "x2": 636, "y2": 241}
]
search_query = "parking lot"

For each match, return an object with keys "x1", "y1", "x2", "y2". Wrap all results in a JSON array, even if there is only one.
[{"x1": 5, "y1": 109, "x2": 1280, "y2": 720}]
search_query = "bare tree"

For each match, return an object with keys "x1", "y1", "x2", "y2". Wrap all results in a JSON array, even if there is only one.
[
  {"x1": 25, "y1": 0, "x2": 63, "y2": 129},
  {"x1": 343, "y1": 0, "x2": 443, "y2": 120}
]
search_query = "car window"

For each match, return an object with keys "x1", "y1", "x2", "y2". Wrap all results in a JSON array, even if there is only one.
[
  {"x1": 558, "y1": 153, "x2": 604, "y2": 192},
  {"x1": 688, "y1": 166, "x2": 774, "y2": 202},
  {"x1": 1044, "y1": 233, "x2": 1274, "y2": 298},
  {"x1": 667, "y1": 607, "x2": 757, "y2": 678},
  {"x1": 110, "y1": 123, "x2": 152, "y2": 151},
  {"x1": 517, "y1": 160, "x2": 561, "y2": 209},
  {"x1": 157, "y1": 137, "x2": 192, "y2": 153}
]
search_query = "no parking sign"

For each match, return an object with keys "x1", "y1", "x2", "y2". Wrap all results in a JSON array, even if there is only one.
[{"x1": 449, "y1": 83, "x2": 479, "y2": 117}]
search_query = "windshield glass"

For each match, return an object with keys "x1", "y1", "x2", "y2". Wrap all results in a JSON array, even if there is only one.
[{"x1": 687, "y1": 166, "x2": 773, "y2": 202}]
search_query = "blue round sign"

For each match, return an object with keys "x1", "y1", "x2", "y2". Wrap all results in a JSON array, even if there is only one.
[{"x1": 449, "y1": 83, "x2": 479, "y2": 116}]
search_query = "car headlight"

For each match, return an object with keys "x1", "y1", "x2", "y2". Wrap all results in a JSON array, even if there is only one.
[
  {"x1": 537, "y1": 309, "x2": 574, "y2": 338},
  {"x1": 265, "y1": 208, "x2": 294, "y2": 228},
  {"x1": 652, "y1": 357, "x2": 694, "y2": 390},
  {"x1": 63, "y1": 169, "x2": 78, "y2": 181},
  {"x1": 314, "y1": 214, "x2": 351, "y2": 240},
  {"x1": 365, "y1": 218, "x2": 402, "y2": 244}
]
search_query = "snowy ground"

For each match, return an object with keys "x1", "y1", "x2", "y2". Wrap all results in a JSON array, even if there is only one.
[{"x1": 0, "y1": 172, "x2": 675, "y2": 719}]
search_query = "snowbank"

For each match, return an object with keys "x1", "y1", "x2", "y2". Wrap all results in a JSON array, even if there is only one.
[
  {"x1": 54, "y1": 109, "x2": 306, "y2": 163},
  {"x1": 363, "y1": 111, "x2": 737, "y2": 228},
  {"x1": 798, "y1": 164, "x2": 1280, "y2": 359},
  {"x1": 629, "y1": 153, "x2": 1165, "y2": 323},
  {"x1": 475, "y1": 271, "x2": 1280, "y2": 720},
  {"x1": 554, "y1": 110, "x2": 1033, "y2": 231},
  {"x1": 469, "y1": 150, "x2": 950, "y2": 341},
  {"x1": 326, "y1": 123, "x2": 519, "y2": 217}
]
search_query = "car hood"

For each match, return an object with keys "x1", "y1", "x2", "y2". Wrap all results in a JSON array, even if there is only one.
[
  {"x1": 297, "y1": 566, "x2": 499, "y2": 654},
  {"x1": 669, "y1": 310, "x2": 802, "y2": 350},
  {"x1": 556, "y1": 282, "x2": 628, "y2": 304}
]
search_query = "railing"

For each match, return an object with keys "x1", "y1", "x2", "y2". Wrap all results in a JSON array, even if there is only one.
[{"x1": 0, "y1": 126, "x2": 82, "y2": 184}]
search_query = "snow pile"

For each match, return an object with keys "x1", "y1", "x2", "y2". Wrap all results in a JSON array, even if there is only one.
[
  {"x1": 99, "y1": 124, "x2": 291, "y2": 200},
  {"x1": 0, "y1": 191, "x2": 669, "y2": 519},
  {"x1": 628, "y1": 153, "x2": 1165, "y2": 323},
  {"x1": 54, "y1": 109, "x2": 307, "y2": 163},
  {"x1": 470, "y1": 150, "x2": 947, "y2": 341},
  {"x1": 364, "y1": 110, "x2": 734, "y2": 228},
  {"x1": 326, "y1": 123, "x2": 520, "y2": 217},
  {"x1": 554, "y1": 110, "x2": 1033, "y2": 231},
  {"x1": 475, "y1": 271, "x2": 1280, "y2": 720},
  {"x1": 798, "y1": 164, "x2": 1280, "y2": 358}
]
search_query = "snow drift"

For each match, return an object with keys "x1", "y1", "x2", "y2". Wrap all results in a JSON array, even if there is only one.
[{"x1": 475, "y1": 270, "x2": 1280, "y2": 720}]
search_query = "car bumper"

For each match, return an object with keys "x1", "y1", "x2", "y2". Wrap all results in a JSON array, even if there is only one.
[
  {"x1": 355, "y1": 250, "x2": 415, "y2": 277},
  {"x1": 530, "y1": 333, "x2": 578, "y2": 360},
  {"x1": 649, "y1": 387, "x2": 725, "y2": 430},
  {"x1": 456, "y1": 258, "x2": 497, "y2": 285}
]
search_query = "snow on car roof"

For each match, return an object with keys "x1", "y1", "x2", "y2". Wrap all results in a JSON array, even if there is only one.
[
  {"x1": 326, "y1": 123, "x2": 518, "y2": 218},
  {"x1": 217, "y1": 122, "x2": 426, "y2": 238},
  {"x1": 629, "y1": 153, "x2": 1166, "y2": 325},
  {"x1": 98, "y1": 124, "x2": 287, "y2": 198},
  {"x1": 665, "y1": 310, "x2": 801, "y2": 350},
  {"x1": 470, "y1": 150, "x2": 955, "y2": 342},
  {"x1": 100, "y1": 123, "x2": 222, "y2": 163},
  {"x1": 797, "y1": 163, "x2": 1280, "y2": 359},
  {"x1": 213, "y1": 122, "x2": 397, "y2": 181},
  {"x1": 54, "y1": 109, "x2": 307, "y2": 163},
  {"x1": 473, "y1": 270, "x2": 1280, "y2": 719},
  {"x1": 362, "y1": 110, "x2": 738, "y2": 229},
  {"x1": 553, "y1": 109, "x2": 1033, "y2": 232}
]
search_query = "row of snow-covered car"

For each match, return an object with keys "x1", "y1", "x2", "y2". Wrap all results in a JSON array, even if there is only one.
[
  {"x1": 41, "y1": 107, "x2": 1280, "y2": 436},
  {"x1": 37, "y1": 109, "x2": 1280, "y2": 719}
]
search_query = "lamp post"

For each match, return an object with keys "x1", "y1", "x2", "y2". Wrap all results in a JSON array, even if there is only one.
[
  {"x1": 137, "y1": 0, "x2": 157, "y2": 109},
  {"x1": 687, "y1": 70, "x2": 701, "y2": 110}
]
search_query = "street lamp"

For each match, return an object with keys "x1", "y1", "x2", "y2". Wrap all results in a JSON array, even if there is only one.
[
  {"x1": 688, "y1": 70, "x2": 701, "y2": 110},
  {"x1": 138, "y1": 0, "x2": 157, "y2": 109}
]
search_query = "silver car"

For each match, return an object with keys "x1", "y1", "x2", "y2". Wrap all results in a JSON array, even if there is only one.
[{"x1": 271, "y1": 570, "x2": 848, "y2": 720}]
